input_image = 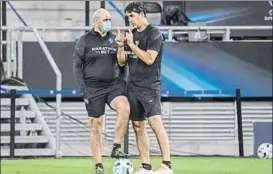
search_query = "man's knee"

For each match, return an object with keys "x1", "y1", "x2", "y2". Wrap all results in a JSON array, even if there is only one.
[
  {"x1": 133, "y1": 121, "x2": 146, "y2": 135},
  {"x1": 89, "y1": 117, "x2": 103, "y2": 135},
  {"x1": 148, "y1": 115, "x2": 164, "y2": 133},
  {"x1": 117, "y1": 104, "x2": 130, "y2": 116},
  {"x1": 114, "y1": 97, "x2": 130, "y2": 116}
]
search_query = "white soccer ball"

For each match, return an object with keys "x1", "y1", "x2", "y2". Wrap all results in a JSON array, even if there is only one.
[
  {"x1": 113, "y1": 158, "x2": 134, "y2": 174},
  {"x1": 257, "y1": 143, "x2": 272, "y2": 159}
]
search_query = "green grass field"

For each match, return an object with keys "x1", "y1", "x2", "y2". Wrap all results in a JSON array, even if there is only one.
[{"x1": 1, "y1": 156, "x2": 272, "y2": 174}]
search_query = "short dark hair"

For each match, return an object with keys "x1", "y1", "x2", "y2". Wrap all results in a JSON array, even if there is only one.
[{"x1": 124, "y1": 2, "x2": 146, "y2": 16}]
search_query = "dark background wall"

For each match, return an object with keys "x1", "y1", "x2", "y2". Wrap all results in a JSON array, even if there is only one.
[
  {"x1": 22, "y1": 42, "x2": 272, "y2": 97},
  {"x1": 23, "y1": 42, "x2": 77, "y2": 90},
  {"x1": 185, "y1": 1, "x2": 272, "y2": 26},
  {"x1": 214, "y1": 42, "x2": 272, "y2": 73},
  {"x1": 163, "y1": 1, "x2": 272, "y2": 37}
]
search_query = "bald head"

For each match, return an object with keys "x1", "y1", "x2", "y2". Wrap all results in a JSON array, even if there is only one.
[
  {"x1": 93, "y1": 8, "x2": 112, "y2": 35},
  {"x1": 93, "y1": 8, "x2": 111, "y2": 22}
]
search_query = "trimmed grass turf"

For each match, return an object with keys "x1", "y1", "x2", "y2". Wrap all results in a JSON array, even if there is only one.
[{"x1": 1, "y1": 156, "x2": 272, "y2": 174}]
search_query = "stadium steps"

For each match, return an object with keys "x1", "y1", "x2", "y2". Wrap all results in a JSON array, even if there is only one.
[
  {"x1": 1, "y1": 123, "x2": 43, "y2": 131},
  {"x1": 38, "y1": 100, "x2": 272, "y2": 156},
  {"x1": 1, "y1": 85, "x2": 55, "y2": 157},
  {"x1": 39, "y1": 102, "x2": 91, "y2": 142},
  {"x1": 1, "y1": 110, "x2": 36, "y2": 118},
  {"x1": 0, "y1": 148, "x2": 55, "y2": 157},
  {"x1": 39, "y1": 102, "x2": 238, "y2": 144},
  {"x1": 241, "y1": 102, "x2": 272, "y2": 140},
  {"x1": 39, "y1": 101, "x2": 272, "y2": 141},
  {"x1": 1, "y1": 98, "x2": 29, "y2": 106},
  {"x1": 1, "y1": 136, "x2": 49, "y2": 143}
]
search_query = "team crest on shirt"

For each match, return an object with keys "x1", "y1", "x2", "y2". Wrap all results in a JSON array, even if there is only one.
[
  {"x1": 109, "y1": 38, "x2": 113, "y2": 44},
  {"x1": 135, "y1": 41, "x2": 139, "y2": 46}
]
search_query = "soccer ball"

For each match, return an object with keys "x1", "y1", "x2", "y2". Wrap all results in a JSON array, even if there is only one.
[
  {"x1": 257, "y1": 143, "x2": 272, "y2": 159},
  {"x1": 113, "y1": 158, "x2": 134, "y2": 174}
]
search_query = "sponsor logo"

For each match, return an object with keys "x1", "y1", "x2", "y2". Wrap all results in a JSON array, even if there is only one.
[
  {"x1": 91, "y1": 47, "x2": 117, "y2": 54},
  {"x1": 264, "y1": 1, "x2": 272, "y2": 21}
]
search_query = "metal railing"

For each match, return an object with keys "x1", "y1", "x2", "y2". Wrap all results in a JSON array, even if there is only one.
[
  {"x1": 12, "y1": 28, "x2": 62, "y2": 158},
  {"x1": 32, "y1": 28, "x2": 62, "y2": 158},
  {"x1": 6, "y1": 25, "x2": 272, "y2": 41},
  {"x1": 1, "y1": 27, "x2": 11, "y2": 77},
  {"x1": 4, "y1": 1, "x2": 62, "y2": 158}
]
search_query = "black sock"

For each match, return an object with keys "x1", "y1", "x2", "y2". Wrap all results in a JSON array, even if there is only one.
[
  {"x1": 113, "y1": 143, "x2": 121, "y2": 151},
  {"x1": 163, "y1": 161, "x2": 172, "y2": 169},
  {"x1": 95, "y1": 163, "x2": 103, "y2": 169},
  {"x1": 142, "y1": 163, "x2": 152, "y2": 170}
]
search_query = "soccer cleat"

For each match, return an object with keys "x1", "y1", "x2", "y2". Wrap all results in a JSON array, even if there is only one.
[
  {"x1": 111, "y1": 147, "x2": 128, "y2": 159},
  {"x1": 95, "y1": 166, "x2": 104, "y2": 174},
  {"x1": 153, "y1": 164, "x2": 173, "y2": 174},
  {"x1": 133, "y1": 166, "x2": 154, "y2": 174}
]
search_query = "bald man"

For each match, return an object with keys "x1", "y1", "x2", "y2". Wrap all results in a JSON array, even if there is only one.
[{"x1": 73, "y1": 8, "x2": 129, "y2": 174}]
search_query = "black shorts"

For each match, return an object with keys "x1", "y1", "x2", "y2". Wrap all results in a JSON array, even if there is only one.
[
  {"x1": 83, "y1": 81, "x2": 126, "y2": 117},
  {"x1": 127, "y1": 89, "x2": 162, "y2": 121}
]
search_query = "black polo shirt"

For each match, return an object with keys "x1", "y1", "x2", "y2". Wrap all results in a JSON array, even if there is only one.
[
  {"x1": 125, "y1": 24, "x2": 164, "y2": 92},
  {"x1": 73, "y1": 29, "x2": 120, "y2": 88}
]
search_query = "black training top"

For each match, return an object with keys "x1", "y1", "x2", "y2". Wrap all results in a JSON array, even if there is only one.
[
  {"x1": 125, "y1": 24, "x2": 164, "y2": 92},
  {"x1": 73, "y1": 29, "x2": 120, "y2": 88}
]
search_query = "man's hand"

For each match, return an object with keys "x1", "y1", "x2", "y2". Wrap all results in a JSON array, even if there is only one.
[
  {"x1": 125, "y1": 29, "x2": 134, "y2": 46},
  {"x1": 115, "y1": 28, "x2": 126, "y2": 47}
]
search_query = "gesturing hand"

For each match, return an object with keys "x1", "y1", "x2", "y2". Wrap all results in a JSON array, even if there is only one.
[
  {"x1": 115, "y1": 28, "x2": 126, "y2": 47},
  {"x1": 125, "y1": 29, "x2": 134, "y2": 46}
]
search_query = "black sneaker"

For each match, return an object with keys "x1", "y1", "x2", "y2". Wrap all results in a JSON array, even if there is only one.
[
  {"x1": 95, "y1": 166, "x2": 104, "y2": 174},
  {"x1": 111, "y1": 147, "x2": 128, "y2": 159}
]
